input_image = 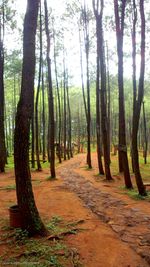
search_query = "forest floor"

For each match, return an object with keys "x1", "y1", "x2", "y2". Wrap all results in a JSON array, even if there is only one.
[{"x1": 0, "y1": 153, "x2": 150, "y2": 266}]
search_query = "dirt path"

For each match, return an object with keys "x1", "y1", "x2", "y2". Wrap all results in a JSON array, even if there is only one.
[
  {"x1": 0, "y1": 154, "x2": 149, "y2": 266},
  {"x1": 57, "y1": 154, "x2": 150, "y2": 266}
]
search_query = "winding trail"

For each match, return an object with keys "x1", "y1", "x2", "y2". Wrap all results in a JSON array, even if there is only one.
[{"x1": 57, "y1": 155, "x2": 150, "y2": 265}]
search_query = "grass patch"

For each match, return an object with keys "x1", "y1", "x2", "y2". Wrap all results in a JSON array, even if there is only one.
[
  {"x1": 0, "y1": 184, "x2": 16, "y2": 191},
  {"x1": 119, "y1": 186, "x2": 150, "y2": 201},
  {"x1": 46, "y1": 176, "x2": 57, "y2": 181},
  {"x1": 0, "y1": 216, "x2": 83, "y2": 267}
]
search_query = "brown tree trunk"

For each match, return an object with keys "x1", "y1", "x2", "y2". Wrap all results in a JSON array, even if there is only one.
[
  {"x1": 66, "y1": 72, "x2": 73, "y2": 158},
  {"x1": 93, "y1": 1, "x2": 104, "y2": 175},
  {"x1": 35, "y1": 1, "x2": 42, "y2": 171},
  {"x1": 44, "y1": 0, "x2": 56, "y2": 178},
  {"x1": 0, "y1": 2, "x2": 6, "y2": 172},
  {"x1": 93, "y1": 0, "x2": 112, "y2": 179},
  {"x1": 14, "y1": 0, "x2": 47, "y2": 236},
  {"x1": 83, "y1": 3, "x2": 92, "y2": 169},
  {"x1": 142, "y1": 101, "x2": 147, "y2": 164},
  {"x1": 132, "y1": 0, "x2": 146, "y2": 195},
  {"x1": 63, "y1": 53, "x2": 67, "y2": 161},
  {"x1": 114, "y1": 0, "x2": 133, "y2": 188},
  {"x1": 53, "y1": 26, "x2": 62, "y2": 163}
]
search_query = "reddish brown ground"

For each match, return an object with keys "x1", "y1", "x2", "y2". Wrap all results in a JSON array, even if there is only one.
[{"x1": 0, "y1": 152, "x2": 150, "y2": 266}]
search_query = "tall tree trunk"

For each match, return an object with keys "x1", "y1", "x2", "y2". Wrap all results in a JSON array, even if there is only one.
[
  {"x1": 142, "y1": 101, "x2": 147, "y2": 164},
  {"x1": 41, "y1": 61, "x2": 46, "y2": 162},
  {"x1": 35, "y1": 1, "x2": 42, "y2": 171},
  {"x1": 0, "y1": 2, "x2": 6, "y2": 172},
  {"x1": 66, "y1": 71, "x2": 73, "y2": 158},
  {"x1": 79, "y1": 26, "x2": 87, "y2": 119},
  {"x1": 132, "y1": 0, "x2": 146, "y2": 195},
  {"x1": 63, "y1": 54, "x2": 67, "y2": 161},
  {"x1": 83, "y1": 3, "x2": 92, "y2": 168},
  {"x1": 31, "y1": 111, "x2": 35, "y2": 169},
  {"x1": 93, "y1": 1, "x2": 104, "y2": 175},
  {"x1": 106, "y1": 42, "x2": 111, "y2": 162},
  {"x1": 53, "y1": 26, "x2": 62, "y2": 163},
  {"x1": 14, "y1": 0, "x2": 47, "y2": 236},
  {"x1": 114, "y1": 0, "x2": 133, "y2": 188},
  {"x1": 44, "y1": 0, "x2": 56, "y2": 178},
  {"x1": 93, "y1": 0, "x2": 112, "y2": 180}
]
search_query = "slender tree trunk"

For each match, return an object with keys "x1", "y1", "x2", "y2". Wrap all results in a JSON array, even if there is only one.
[
  {"x1": 93, "y1": 4, "x2": 104, "y2": 175},
  {"x1": 114, "y1": 0, "x2": 133, "y2": 188},
  {"x1": 79, "y1": 26, "x2": 87, "y2": 119},
  {"x1": 66, "y1": 72, "x2": 73, "y2": 158},
  {"x1": 132, "y1": 0, "x2": 146, "y2": 195},
  {"x1": 41, "y1": 9, "x2": 46, "y2": 163},
  {"x1": 93, "y1": 0, "x2": 112, "y2": 179},
  {"x1": 44, "y1": 0, "x2": 56, "y2": 178},
  {"x1": 0, "y1": 3, "x2": 6, "y2": 172},
  {"x1": 53, "y1": 27, "x2": 62, "y2": 163},
  {"x1": 63, "y1": 55, "x2": 67, "y2": 161},
  {"x1": 142, "y1": 101, "x2": 147, "y2": 164},
  {"x1": 106, "y1": 42, "x2": 111, "y2": 163},
  {"x1": 31, "y1": 111, "x2": 35, "y2": 169},
  {"x1": 14, "y1": 0, "x2": 47, "y2": 236},
  {"x1": 83, "y1": 3, "x2": 92, "y2": 168},
  {"x1": 35, "y1": 1, "x2": 42, "y2": 171}
]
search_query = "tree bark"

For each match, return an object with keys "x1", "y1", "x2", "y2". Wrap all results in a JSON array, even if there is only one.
[
  {"x1": 44, "y1": 0, "x2": 56, "y2": 178},
  {"x1": 83, "y1": 3, "x2": 92, "y2": 168},
  {"x1": 53, "y1": 26, "x2": 62, "y2": 163},
  {"x1": 0, "y1": 2, "x2": 6, "y2": 172},
  {"x1": 93, "y1": 0, "x2": 112, "y2": 180},
  {"x1": 132, "y1": 0, "x2": 146, "y2": 195},
  {"x1": 35, "y1": 0, "x2": 43, "y2": 171},
  {"x1": 14, "y1": 0, "x2": 47, "y2": 236},
  {"x1": 114, "y1": 0, "x2": 133, "y2": 188},
  {"x1": 93, "y1": 1, "x2": 104, "y2": 175}
]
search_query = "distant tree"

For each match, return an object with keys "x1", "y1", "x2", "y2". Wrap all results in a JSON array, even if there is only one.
[
  {"x1": 93, "y1": 0, "x2": 112, "y2": 180},
  {"x1": 114, "y1": 0, "x2": 133, "y2": 188},
  {"x1": 82, "y1": 2, "x2": 92, "y2": 168},
  {"x1": 53, "y1": 24, "x2": 62, "y2": 163},
  {"x1": 92, "y1": 0, "x2": 104, "y2": 175},
  {"x1": 0, "y1": 0, "x2": 7, "y2": 172},
  {"x1": 35, "y1": 0, "x2": 42, "y2": 171},
  {"x1": 142, "y1": 101, "x2": 147, "y2": 164},
  {"x1": 63, "y1": 51, "x2": 67, "y2": 161},
  {"x1": 14, "y1": 0, "x2": 47, "y2": 236},
  {"x1": 44, "y1": 0, "x2": 56, "y2": 178}
]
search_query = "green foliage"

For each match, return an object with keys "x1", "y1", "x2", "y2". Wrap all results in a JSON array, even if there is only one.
[
  {"x1": 46, "y1": 176, "x2": 57, "y2": 181},
  {"x1": 14, "y1": 228, "x2": 29, "y2": 245},
  {"x1": 0, "y1": 184, "x2": 16, "y2": 191},
  {"x1": 119, "y1": 186, "x2": 150, "y2": 201},
  {"x1": 0, "y1": 215, "x2": 82, "y2": 267}
]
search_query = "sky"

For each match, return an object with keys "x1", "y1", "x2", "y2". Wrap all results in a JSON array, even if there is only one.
[{"x1": 6, "y1": 0, "x2": 150, "y2": 86}]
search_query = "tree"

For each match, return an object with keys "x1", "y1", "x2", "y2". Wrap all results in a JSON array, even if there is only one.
[
  {"x1": 35, "y1": 0, "x2": 42, "y2": 171},
  {"x1": 93, "y1": 0, "x2": 112, "y2": 180},
  {"x1": 14, "y1": 0, "x2": 47, "y2": 236},
  {"x1": 0, "y1": 0, "x2": 7, "y2": 172},
  {"x1": 114, "y1": 0, "x2": 133, "y2": 188},
  {"x1": 53, "y1": 23, "x2": 62, "y2": 163},
  {"x1": 82, "y1": 2, "x2": 92, "y2": 168},
  {"x1": 131, "y1": 0, "x2": 146, "y2": 195},
  {"x1": 63, "y1": 51, "x2": 67, "y2": 161},
  {"x1": 92, "y1": 0, "x2": 104, "y2": 175},
  {"x1": 44, "y1": 0, "x2": 56, "y2": 178}
]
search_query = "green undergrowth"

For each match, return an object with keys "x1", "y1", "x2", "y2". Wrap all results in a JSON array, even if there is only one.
[
  {"x1": 119, "y1": 186, "x2": 150, "y2": 201},
  {"x1": 46, "y1": 176, "x2": 57, "y2": 181},
  {"x1": 0, "y1": 184, "x2": 16, "y2": 191},
  {"x1": 0, "y1": 216, "x2": 83, "y2": 267}
]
